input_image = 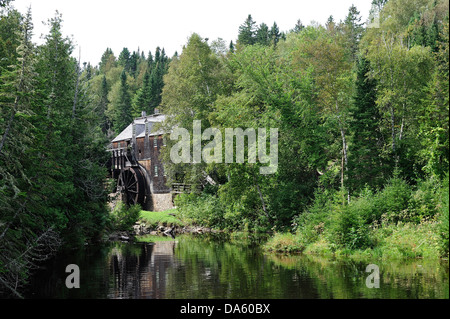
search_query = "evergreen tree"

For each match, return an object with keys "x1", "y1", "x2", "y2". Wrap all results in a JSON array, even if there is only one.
[
  {"x1": 0, "y1": 7, "x2": 21, "y2": 72},
  {"x1": 229, "y1": 40, "x2": 235, "y2": 53},
  {"x1": 0, "y1": 7, "x2": 34, "y2": 155},
  {"x1": 112, "y1": 70, "x2": 132, "y2": 132},
  {"x1": 348, "y1": 56, "x2": 386, "y2": 191},
  {"x1": 132, "y1": 70, "x2": 153, "y2": 117},
  {"x1": 343, "y1": 4, "x2": 364, "y2": 60},
  {"x1": 118, "y1": 47, "x2": 131, "y2": 72},
  {"x1": 417, "y1": 17, "x2": 449, "y2": 177},
  {"x1": 99, "y1": 48, "x2": 116, "y2": 74},
  {"x1": 99, "y1": 75, "x2": 110, "y2": 134},
  {"x1": 147, "y1": 50, "x2": 154, "y2": 73},
  {"x1": 292, "y1": 19, "x2": 305, "y2": 33},
  {"x1": 149, "y1": 60, "x2": 163, "y2": 110},
  {"x1": 326, "y1": 15, "x2": 335, "y2": 31},
  {"x1": 154, "y1": 46, "x2": 161, "y2": 64},
  {"x1": 129, "y1": 50, "x2": 138, "y2": 77},
  {"x1": 269, "y1": 22, "x2": 281, "y2": 46},
  {"x1": 255, "y1": 22, "x2": 270, "y2": 45},
  {"x1": 238, "y1": 14, "x2": 257, "y2": 45}
]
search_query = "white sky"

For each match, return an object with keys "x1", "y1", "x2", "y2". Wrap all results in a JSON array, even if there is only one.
[{"x1": 11, "y1": 0, "x2": 374, "y2": 66}]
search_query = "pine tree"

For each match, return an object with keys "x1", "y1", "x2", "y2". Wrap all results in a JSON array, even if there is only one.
[
  {"x1": 292, "y1": 19, "x2": 305, "y2": 33},
  {"x1": 0, "y1": 7, "x2": 21, "y2": 72},
  {"x1": 112, "y1": 70, "x2": 133, "y2": 132},
  {"x1": 99, "y1": 48, "x2": 116, "y2": 74},
  {"x1": 118, "y1": 47, "x2": 131, "y2": 72},
  {"x1": 255, "y1": 23, "x2": 270, "y2": 45},
  {"x1": 132, "y1": 70, "x2": 153, "y2": 117},
  {"x1": 99, "y1": 75, "x2": 110, "y2": 134},
  {"x1": 129, "y1": 50, "x2": 138, "y2": 77},
  {"x1": 0, "y1": 7, "x2": 62, "y2": 297},
  {"x1": 0, "y1": 6, "x2": 35, "y2": 155},
  {"x1": 154, "y1": 46, "x2": 161, "y2": 64},
  {"x1": 147, "y1": 50, "x2": 154, "y2": 71},
  {"x1": 229, "y1": 40, "x2": 235, "y2": 53},
  {"x1": 238, "y1": 14, "x2": 257, "y2": 46},
  {"x1": 348, "y1": 56, "x2": 386, "y2": 191},
  {"x1": 326, "y1": 15, "x2": 335, "y2": 31},
  {"x1": 269, "y1": 22, "x2": 281, "y2": 46},
  {"x1": 343, "y1": 5, "x2": 364, "y2": 60}
]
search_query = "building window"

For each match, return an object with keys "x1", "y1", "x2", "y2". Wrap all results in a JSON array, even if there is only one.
[
  {"x1": 153, "y1": 137, "x2": 158, "y2": 148},
  {"x1": 154, "y1": 165, "x2": 159, "y2": 177}
]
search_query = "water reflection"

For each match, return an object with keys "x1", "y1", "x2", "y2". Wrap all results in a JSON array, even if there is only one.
[
  {"x1": 108, "y1": 241, "x2": 178, "y2": 298},
  {"x1": 25, "y1": 233, "x2": 449, "y2": 299}
]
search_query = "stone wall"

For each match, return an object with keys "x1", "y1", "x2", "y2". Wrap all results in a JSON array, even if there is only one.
[{"x1": 151, "y1": 193, "x2": 174, "y2": 211}]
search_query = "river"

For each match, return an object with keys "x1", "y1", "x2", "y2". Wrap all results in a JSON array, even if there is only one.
[{"x1": 24, "y1": 233, "x2": 449, "y2": 299}]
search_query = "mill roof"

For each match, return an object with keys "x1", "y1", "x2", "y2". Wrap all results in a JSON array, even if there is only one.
[{"x1": 112, "y1": 113, "x2": 166, "y2": 143}]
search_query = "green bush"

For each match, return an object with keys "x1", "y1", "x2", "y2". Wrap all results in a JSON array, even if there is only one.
[
  {"x1": 175, "y1": 192, "x2": 225, "y2": 228},
  {"x1": 287, "y1": 174, "x2": 448, "y2": 259},
  {"x1": 328, "y1": 204, "x2": 371, "y2": 250},
  {"x1": 374, "y1": 221, "x2": 442, "y2": 259},
  {"x1": 109, "y1": 201, "x2": 141, "y2": 231},
  {"x1": 373, "y1": 176, "x2": 412, "y2": 223},
  {"x1": 293, "y1": 210, "x2": 327, "y2": 248},
  {"x1": 439, "y1": 175, "x2": 449, "y2": 257},
  {"x1": 349, "y1": 187, "x2": 377, "y2": 224},
  {"x1": 292, "y1": 188, "x2": 337, "y2": 247},
  {"x1": 407, "y1": 177, "x2": 441, "y2": 223},
  {"x1": 263, "y1": 232, "x2": 305, "y2": 253}
]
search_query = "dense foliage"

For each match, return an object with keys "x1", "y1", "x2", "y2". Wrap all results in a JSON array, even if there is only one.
[
  {"x1": 161, "y1": 0, "x2": 448, "y2": 258},
  {"x1": 0, "y1": 2, "x2": 173, "y2": 297},
  {"x1": 0, "y1": 6, "x2": 113, "y2": 297},
  {"x1": 1, "y1": 0, "x2": 448, "y2": 297}
]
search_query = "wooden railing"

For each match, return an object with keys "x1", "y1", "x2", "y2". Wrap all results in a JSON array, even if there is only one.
[{"x1": 171, "y1": 183, "x2": 202, "y2": 194}]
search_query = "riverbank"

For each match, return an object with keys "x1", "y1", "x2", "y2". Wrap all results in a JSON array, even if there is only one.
[
  {"x1": 263, "y1": 218, "x2": 447, "y2": 261},
  {"x1": 108, "y1": 208, "x2": 221, "y2": 242},
  {"x1": 263, "y1": 176, "x2": 449, "y2": 261}
]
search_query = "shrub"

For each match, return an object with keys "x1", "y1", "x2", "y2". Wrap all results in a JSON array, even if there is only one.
[
  {"x1": 408, "y1": 177, "x2": 441, "y2": 223},
  {"x1": 439, "y1": 175, "x2": 449, "y2": 257},
  {"x1": 292, "y1": 188, "x2": 338, "y2": 247},
  {"x1": 376, "y1": 221, "x2": 442, "y2": 259},
  {"x1": 348, "y1": 187, "x2": 377, "y2": 224},
  {"x1": 175, "y1": 192, "x2": 225, "y2": 228},
  {"x1": 110, "y1": 201, "x2": 141, "y2": 231},
  {"x1": 374, "y1": 176, "x2": 412, "y2": 223},
  {"x1": 328, "y1": 204, "x2": 371, "y2": 250},
  {"x1": 263, "y1": 232, "x2": 305, "y2": 253}
]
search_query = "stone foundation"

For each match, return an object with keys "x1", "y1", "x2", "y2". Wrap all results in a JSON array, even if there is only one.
[{"x1": 151, "y1": 193, "x2": 174, "y2": 211}]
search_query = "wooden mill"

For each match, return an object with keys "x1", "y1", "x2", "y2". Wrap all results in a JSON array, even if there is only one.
[{"x1": 108, "y1": 111, "x2": 173, "y2": 211}]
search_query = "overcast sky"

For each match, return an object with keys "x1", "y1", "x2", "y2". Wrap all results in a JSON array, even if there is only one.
[{"x1": 11, "y1": 0, "x2": 374, "y2": 66}]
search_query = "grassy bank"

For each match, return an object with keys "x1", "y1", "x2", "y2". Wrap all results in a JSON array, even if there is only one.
[
  {"x1": 139, "y1": 209, "x2": 184, "y2": 228},
  {"x1": 135, "y1": 208, "x2": 184, "y2": 242},
  {"x1": 264, "y1": 219, "x2": 444, "y2": 260},
  {"x1": 264, "y1": 176, "x2": 449, "y2": 260}
]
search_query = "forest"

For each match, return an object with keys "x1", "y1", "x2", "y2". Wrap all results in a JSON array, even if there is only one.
[{"x1": 1, "y1": 0, "x2": 449, "y2": 297}]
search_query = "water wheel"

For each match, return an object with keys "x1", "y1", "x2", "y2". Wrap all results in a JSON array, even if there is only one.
[{"x1": 117, "y1": 167, "x2": 146, "y2": 207}]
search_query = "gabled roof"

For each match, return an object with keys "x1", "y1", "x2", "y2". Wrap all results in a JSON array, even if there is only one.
[{"x1": 112, "y1": 113, "x2": 166, "y2": 143}]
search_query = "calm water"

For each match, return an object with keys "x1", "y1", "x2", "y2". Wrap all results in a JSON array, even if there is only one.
[{"x1": 25, "y1": 233, "x2": 449, "y2": 299}]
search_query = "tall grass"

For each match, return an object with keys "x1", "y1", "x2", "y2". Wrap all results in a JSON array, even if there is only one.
[{"x1": 267, "y1": 175, "x2": 448, "y2": 260}]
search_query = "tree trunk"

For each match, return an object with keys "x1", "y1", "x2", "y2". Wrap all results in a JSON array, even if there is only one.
[
  {"x1": 387, "y1": 103, "x2": 396, "y2": 155},
  {"x1": 253, "y1": 172, "x2": 269, "y2": 219},
  {"x1": 336, "y1": 100, "x2": 350, "y2": 203}
]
